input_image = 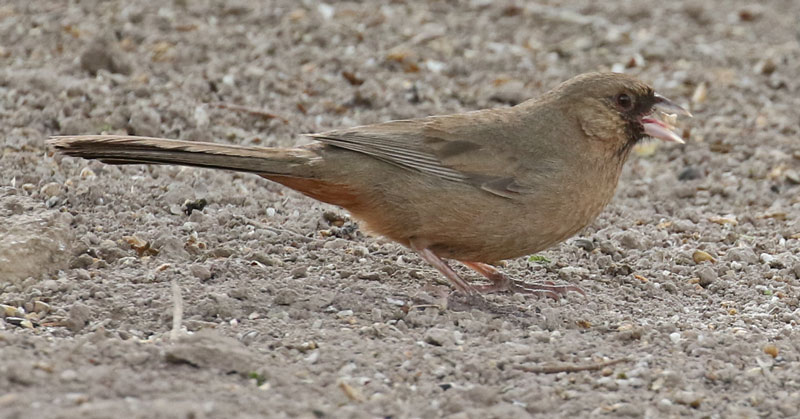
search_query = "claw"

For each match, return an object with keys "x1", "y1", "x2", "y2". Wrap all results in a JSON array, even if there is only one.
[{"x1": 461, "y1": 261, "x2": 584, "y2": 299}]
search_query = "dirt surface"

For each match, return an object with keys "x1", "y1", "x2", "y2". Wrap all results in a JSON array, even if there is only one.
[{"x1": 2, "y1": 1, "x2": 800, "y2": 418}]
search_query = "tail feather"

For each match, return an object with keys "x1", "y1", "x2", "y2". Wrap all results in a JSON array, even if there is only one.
[{"x1": 48, "y1": 135, "x2": 318, "y2": 176}]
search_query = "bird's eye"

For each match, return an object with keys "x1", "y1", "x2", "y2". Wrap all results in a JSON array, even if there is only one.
[{"x1": 615, "y1": 93, "x2": 633, "y2": 110}]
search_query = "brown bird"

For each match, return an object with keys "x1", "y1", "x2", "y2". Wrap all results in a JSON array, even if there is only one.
[{"x1": 49, "y1": 72, "x2": 690, "y2": 299}]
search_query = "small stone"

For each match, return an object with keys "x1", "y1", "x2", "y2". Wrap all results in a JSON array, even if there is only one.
[
  {"x1": 336, "y1": 310, "x2": 354, "y2": 318},
  {"x1": 691, "y1": 82, "x2": 707, "y2": 104},
  {"x1": 753, "y1": 58, "x2": 776, "y2": 75},
  {"x1": 424, "y1": 327, "x2": 454, "y2": 347},
  {"x1": 726, "y1": 247, "x2": 758, "y2": 265},
  {"x1": 1, "y1": 304, "x2": 20, "y2": 317},
  {"x1": 165, "y1": 329, "x2": 259, "y2": 374},
  {"x1": 759, "y1": 253, "x2": 775, "y2": 265},
  {"x1": 128, "y1": 105, "x2": 162, "y2": 137},
  {"x1": 70, "y1": 254, "x2": 95, "y2": 269},
  {"x1": 290, "y1": 266, "x2": 307, "y2": 278},
  {"x1": 40, "y1": 182, "x2": 63, "y2": 198},
  {"x1": 671, "y1": 220, "x2": 696, "y2": 233},
  {"x1": 80, "y1": 167, "x2": 96, "y2": 179},
  {"x1": 371, "y1": 308, "x2": 383, "y2": 322},
  {"x1": 80, "y1": 38, "x2": 131, "y2": 76},
  {"x1": 673, "y1": 391, "x2": 702, "y2": 408},
  {"x1": 65, "y1": 303, "x2": 92, "y2": 332},
  {"x1": 692, "y1": 250, "x2": 715, "y2": 264},
  {"x1": 573, "y1": 239, "x2": 595, "y2": 251},
  {"x1": 697, "y1": 266, "x2": 717, "y2": 287},
  {"x1": 785, "y1": 170, "x2": 800, "y2": 185},
  {"x1": 763, "y1": 344, "x2": 779, "y2": 358},
  {"x1": 190, "y1": 265, "x2": 212, "y2": 281},
  {"x1": 249, "y1": 252, "x2": 279, "y2": 266},
  {"x1": 41, "y1": 279, "x2": 60, "y2": 291},
  {"x1": 4, "y1": 317, "x2": 31, "y2": 328},
  {"x1": 60, "y1": 369, "x2": 78, "y2": 381},
  {"x1": 32, "y1": 301, "x2": 51, "y2": 314},
  {"x1": 352, "y1": 246, "x2": 370, "y2": 257},
  {"x1": 614, "y1": 230, "x2": 649, "y2": 250},
  {"x1": 358, "y1": 271, "x2": 382, "y2": 281},
  {"x1": 273, "y1": 289, "x2": 298, "y2": 306},
  {"x1": 678, "y1": 167, "x2": 703, "y2": 181},
  {"x1": 673, "y1": 185, "x2": 696, "y2": 198}
]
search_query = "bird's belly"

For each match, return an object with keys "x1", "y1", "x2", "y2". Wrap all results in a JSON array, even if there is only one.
[{"x1": 350, "y1": 184, "x2": 613, "y2": 263}]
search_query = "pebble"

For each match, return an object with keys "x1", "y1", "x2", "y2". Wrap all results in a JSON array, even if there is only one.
[
  {"x1": 763, "y1": 344, "x2": 779, "y2": 358},
  {"x1": 66, "y1": 303, "x2": 92, "y2": 332},
  {"x1": 4, "y1": 317, "x2": 33, "y2": 328},
  {"x1": 291, "y1": 266, "x2": 307, "y2": 278},
  {"x1": 670, "y1": 220, "x2": 696, "y2": 233},
  {"x1": 614, "y1": 230, "x2": 649, "y2": 250},
  {"x1": 657, "y1": 398, "x2": 674, "y2": 412},
  {"x1": 678, "y1": 166, "x2": 703, "y2": 181},
  {"x1": 423, "y1": 327, "x2": 454, "y2": 347},
  {"x1": 60, "y1": 369, "x2": 78, "y2": 381},
  {"x1": 759, "y1": 253, "x2": 775, "y2": 265},
  {"x1": 273, "y1": 289, "x2": 298, "y2": 306},
  {"x1": 573, "y1": 238, "x2": 595, "y2": 251},
  {"x1": 726, "y1": 247, "x2": 759, "y2": 264},
  {"x1": 697, "y1": 266, "x2": 717, "y2": 287},
  {"x1": 352, "y1": 246, "x2": 370, "y2": 257},
  {"x1": 371, "y1": 308, "x2": 383, "y2": 322},
  {"x1": 80, "y1": 38, "x2": 130, "y2": 75},
  {"x1": 40, "y1": 182, "x2": 63, "y2": 198},
  {"x1": 33, "y1": 301, "x2": 51, "y2": 314},
  {"x1": 128, "y1": 105, "x2": 162, "y2": 137},
  {"x1": 1, "y1": 304, "x2": 20, "y2": 317},
  {"x1": 336, "y1": 310, "x2": 354, "y2": 318},
  {"x1": 692, "y1": 250, "x2": 715, "y2": 264},
  {"x1": 190, "y1": 265, "x2": 212, "y2": 281},
  {"x1": 673, "y1": 391, "x2": 703, "y2": 408},
  {"x1": 165, "y1": 329, "x2": 258, "y2": 374}
]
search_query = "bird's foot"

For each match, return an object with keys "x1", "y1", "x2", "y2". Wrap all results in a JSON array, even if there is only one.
[{"x1": 462, "y1": 261, "x2": 584, "y2": 300}]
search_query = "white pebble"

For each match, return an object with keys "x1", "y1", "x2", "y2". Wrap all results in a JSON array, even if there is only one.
[
  {"x1": 317, "y1": 3, "x2": 334, "y2": 20},
  {"x1": 194, "y1": 105, "x2": 209, "y2": 128},
  {"x1": 336, "y1": 310, "x2": 354, "y2": 318}
]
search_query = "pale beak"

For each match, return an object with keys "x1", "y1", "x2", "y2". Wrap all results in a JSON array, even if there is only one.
[
  {"x1": 653, "y1": 93, "x2": 692, "y2": 117},
  {"x1": 641, "y1": 93, "x2": 692, "y2": 144}
]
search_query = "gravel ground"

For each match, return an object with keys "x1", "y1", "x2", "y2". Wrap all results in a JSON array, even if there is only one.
[{"x1": 2, "y1": 1, "x2": 800, "y2": 418}]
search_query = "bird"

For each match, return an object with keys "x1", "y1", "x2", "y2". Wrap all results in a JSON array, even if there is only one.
[{"x1": 49, "y1": 72, "x2": 691, "y2": 299}]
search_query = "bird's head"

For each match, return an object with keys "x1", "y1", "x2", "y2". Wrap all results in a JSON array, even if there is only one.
[{"x1": 553, "y1": 72, "x2": 691, "y2": 157}]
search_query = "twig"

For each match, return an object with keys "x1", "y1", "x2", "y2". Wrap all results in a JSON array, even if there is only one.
[
  {"x1": 170, "y1": 278, "x2": 183, "y2": 341},
  {"x1": 210, "y1": 102, "x2": 289, "y2": 123},
  {"x1": 516, "y1": 358, "x2": 629, "y2": 374}
]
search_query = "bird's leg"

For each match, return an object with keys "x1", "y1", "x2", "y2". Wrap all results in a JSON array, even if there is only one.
[
  {"x1": 411, "y1": 245, "x2": 478, "y2": 295},
  {"x1": 460, "y1": 261, "x2": 584, "y2": 300}
]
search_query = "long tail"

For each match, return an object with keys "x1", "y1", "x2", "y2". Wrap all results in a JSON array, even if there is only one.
[{"x1": 48, "y1": 135, "x2": 318, "y2": 176}]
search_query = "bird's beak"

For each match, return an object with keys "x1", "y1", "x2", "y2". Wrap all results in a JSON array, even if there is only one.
[{"x1": 641, "y1": 93, "x2": 692, "y2": 144}]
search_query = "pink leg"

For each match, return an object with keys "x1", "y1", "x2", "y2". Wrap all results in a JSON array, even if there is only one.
[
  {"x1": 461, "y1": 261, "x2": 584, "y2": 300},
  {"x1": 411, "y1": 245, "x2": 478, "y2": 295}
]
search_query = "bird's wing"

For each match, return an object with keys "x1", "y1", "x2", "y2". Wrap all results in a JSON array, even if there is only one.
[{"x1": 309, "y1": 109, "x2": 544, "y2": 198}]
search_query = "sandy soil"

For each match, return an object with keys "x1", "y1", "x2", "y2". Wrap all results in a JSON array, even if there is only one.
[{"x1": 2, "y1": 0, "x2": 800, "y2": 418}]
